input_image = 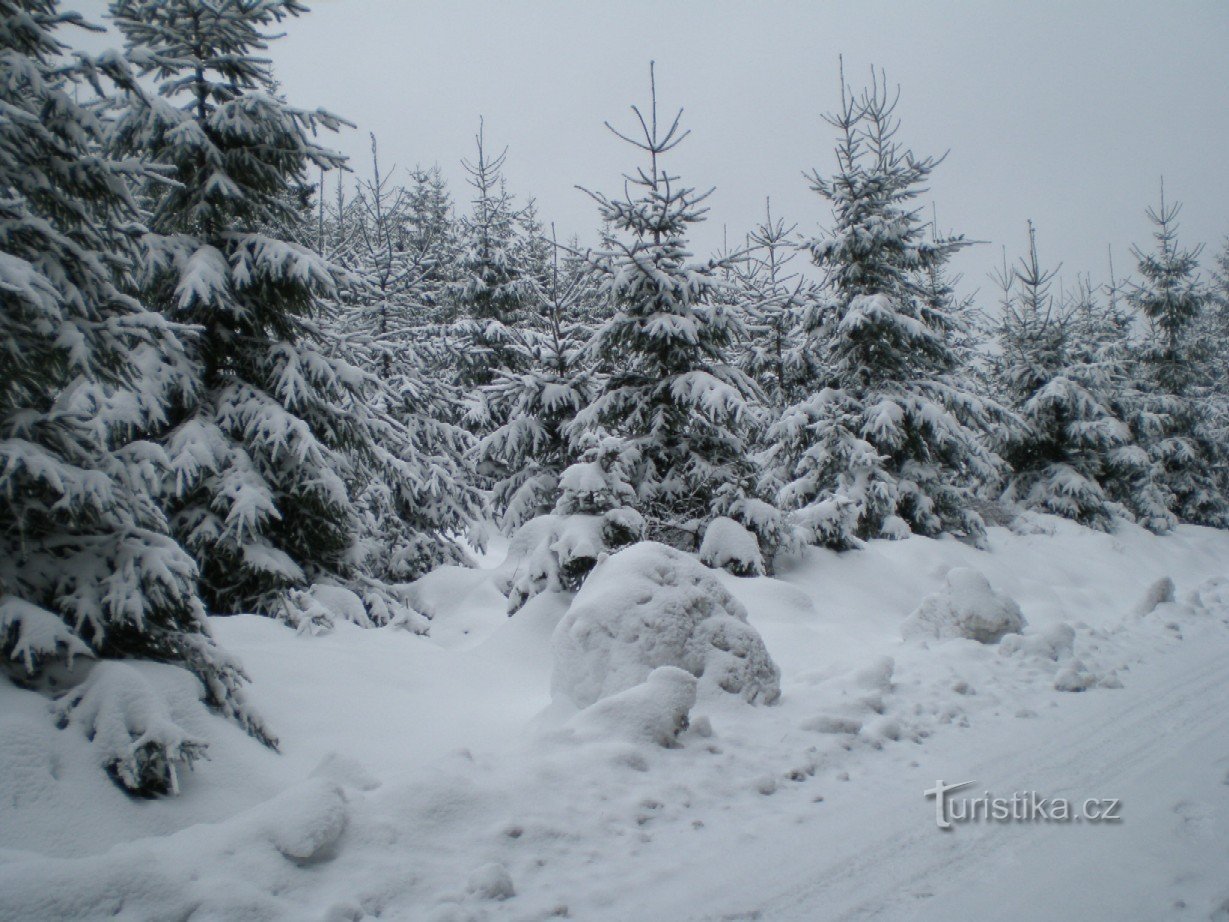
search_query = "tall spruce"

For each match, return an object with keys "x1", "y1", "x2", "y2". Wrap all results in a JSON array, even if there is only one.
[
  {"x1": 769, "y1": 68, "x2": 1005, "y2": 549},
  {"x1": 0, "y1": 0, "x2": 272, "y2": 794},
  {"x1": 109, "y1": 0, "x2": 370, "y2": 622},
  {"x1": 572, "y1": 64, "x2": 764, "y2": 552},
  {"x1": 1126, "y1": 188, "x2": 1227, "y2": 526},
  {"x1": 993, "y1": 224, "x2": 1169, "y2": 531}
]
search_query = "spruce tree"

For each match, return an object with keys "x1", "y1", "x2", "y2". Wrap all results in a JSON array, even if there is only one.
[
  {"x1": 109, "y1": 0, "x2": 369, "y2": 622},
  {"x1": 0, "y1": 0, "x2": 272, "y2": 793},
  {"x1": 1126, "y1": 188, "x2": 1227, "y2": 526},
  {"x1": 771, "y1": 69, "x2": 1004, "y2": 548},
  {"x1": 993, "y1": 224, "x2": 1168, "y2": 530},
  {"x1": 572, "y1": 66, "x2": 764, "y2": 552},
  {"x1": 478, "y1": 230, "x2": 596, "y2": 531},
  {"x1": 450, "y1": 120, "x2": 531, "y2": 395}
]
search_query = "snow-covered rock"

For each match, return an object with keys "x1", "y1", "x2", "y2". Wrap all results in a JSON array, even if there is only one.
[
  {"x1": 902, "y1": 567, "x2": 1026, "y2": 644},
  {"x1": 466, "y1": 862, "x2": 515, "y2": 900},
  {"x1": 699, "y1": 516, "x2": 765, "y2": 576},
  {"x1": 552, "y1": 542, "x2": 781, "y2": 708},
  {"x1": 568, "y1": 666, "x2": 697, "y2": 748}
]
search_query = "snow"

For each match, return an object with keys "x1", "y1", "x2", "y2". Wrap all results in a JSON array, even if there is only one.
[
  {"x1": 551, "y1": 541, "x2": 781, "y2": 708},
  {"x1": 3, "y1": 519, "x2": 1229, "y2": 919},
  {"x1": 902, "y1": 566, "x2": 1027, "y2": 644}
]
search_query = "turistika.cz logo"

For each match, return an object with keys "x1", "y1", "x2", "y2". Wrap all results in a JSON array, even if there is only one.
[{"x1": 924, "y1": 780, "x2": 1122, "y2": 829}]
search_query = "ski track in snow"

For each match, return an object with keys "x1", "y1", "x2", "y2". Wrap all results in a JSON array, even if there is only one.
[{"x1": 707, "y1": 637, "x2": 1229, "y2": 922}]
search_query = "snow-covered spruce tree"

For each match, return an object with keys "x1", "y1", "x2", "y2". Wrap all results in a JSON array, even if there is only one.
[
  {"x1": 992, "y1": 224, "x2": 1168, "y2": 531},
  {"x1": 477, "y1": 229, "x2": 597, "y2": 532},
  {"x1": 449, "y1": 120, "x2": 533, "y2": 396},
  {"x1": 733, "y1": 200, "x2": 825, "y2": 413},
  {"x1": 572, "y1": 65, "x2": 765, "y2": 553},
  {"x1": 320, "y1": 136, "x2": 481, "y2": 587},
  {"x1": 109, "y1": 0, "x2": 372, "y2": 624},
  {"x1": 770, "y1": 69, "x2": 1005, "y2": 549},
  {"x1": 0, "y1": 0, "x2": 273, "y2": 794},
  {"x1": 1125, "y1": 189, "x2": 1228, "y2": 527}
]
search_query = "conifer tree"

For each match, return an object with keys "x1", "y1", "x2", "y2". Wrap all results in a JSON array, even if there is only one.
[
  {"x1": 1126, "y1": 188, "x2": 1227, "y2": 526},
  {"x1": 993, "y1": 224, "x2": 1168, "y2": 530},
  {"x1": 109, "y1": 0, "x2": 370, "y2": 622},
  {"x1": 478, "y1": 229, "x2": 596, "y2": 531},
  {"x1": 770, "y1": 68, "x2": 1004, "y2": 548},
  {"x1": 572, "y1": 64, "x2": 763, "y2": 551},
  {"x1": 0, "y1": 0, "x2": 272, "y2": 793},
  {"x1": 450, "y1": 120, "x2": 531, "y2": 395}
]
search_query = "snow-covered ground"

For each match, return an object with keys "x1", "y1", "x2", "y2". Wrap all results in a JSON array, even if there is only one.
[{"x1": 3, "y1": 515, "x2": 1229, "y2": 921}]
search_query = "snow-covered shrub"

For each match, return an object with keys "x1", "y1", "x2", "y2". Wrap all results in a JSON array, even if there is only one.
[
  {"x1": 495, "y1": 504, "x2": 647, "y2": 615},
  {"x1": 567, "y1": 666, "x2": 697, "y2": 748},
  {"x1": 55, "y1": 661, "x2": 208, "y2": 798},
  {"x1": 551, "y1": 542, "x2": 781, "y2": 708},
  {"x1": 699, "y1": 516, "x2": 764, "y2": 576},
  {"x1": 902, "y1": 567, "x2": 1026, "y2": 644}
]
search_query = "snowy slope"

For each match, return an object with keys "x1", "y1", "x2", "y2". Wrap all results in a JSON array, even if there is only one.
[{"x1": 2, "y1": 517, "x2": 1228, "y2": 921}]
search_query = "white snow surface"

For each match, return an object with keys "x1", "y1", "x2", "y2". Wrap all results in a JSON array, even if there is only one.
[{"x1": 3, "y1": 517, "x2": 1229, "y2": 920}]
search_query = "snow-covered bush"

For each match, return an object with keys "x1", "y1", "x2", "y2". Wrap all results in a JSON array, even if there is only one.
[
  {"x1": 55, "y1": 661, "x2": 208, "y2": 797},
  {"x1": 494, "y1": 509, "x2": 645, "y2": 614},
  {"x1": 567, "y1": 666, "x2": 698, "y2": 748},
  {"x1": 551, "y1": 542, "x2": 781, "y2": 708},
  {"x1": 699, "y1": 517, "x2": 765, "y2": 576},
  {"x1": 902, "y1": 567, "x2": 1026, "y2": 644}
]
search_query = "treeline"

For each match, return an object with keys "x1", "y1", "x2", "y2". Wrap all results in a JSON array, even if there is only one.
[{"x1": 2, "y1": 1, "x2": 1226, "y2": 795}]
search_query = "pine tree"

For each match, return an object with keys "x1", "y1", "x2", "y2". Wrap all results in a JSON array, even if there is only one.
[
  {"x1": 1126, "y1": 188, "x2": 1227, "y2": 526},
  {"x1": 0, "y1": 0, "x2": 272, "y2": 794},
  {"x1": 572, "y1": 64, "x2": 763, "y2": 551},
  {"x1": 109, "y1": 0, "x2": 370, "y2": 623},
  {"x1": 771, "y1": 68, "x2": 1004, "y2": 549}
]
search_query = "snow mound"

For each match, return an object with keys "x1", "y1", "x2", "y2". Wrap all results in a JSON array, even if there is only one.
[
  {"x1": 567, "y1": 666, "x2": 698, "y2": 748},
  {"x1": 902, "y1": 567, "x2": 1026, "y2": 644},
  {"x1": 699, "y1": 516, "x2": 764, "y2": 576},
  {"x1": 1054, "y1": 659, "x2": 1122, "y2": 693},
  {"x1": 1000, "y1": 623, "x2": 1077, "y2": 662},
  {"x1": 1187, "y1": 577, "x2": 1229, "y2": 615},
  {"x1": 466, "y1": 862, "x2": 515, "y2": 900},
  {"x1": 1133, "y1": 576, "x2": 1176, "y2": 616},
  {"x1": 551, "y1": 542, "x2": 781, "y2": 708}
]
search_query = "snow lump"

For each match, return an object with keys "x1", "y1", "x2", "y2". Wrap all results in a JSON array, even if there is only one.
[
  {"x1": 902, "y1": 567, "x2": 1026, "y2": 644},
  {"x1": 551, "y1": 542, "x2": 781, "y2": 708}
]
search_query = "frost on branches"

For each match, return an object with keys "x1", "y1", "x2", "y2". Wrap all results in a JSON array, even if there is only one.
[
  {"x1": 768, "y1": 69, "x2": 1007, "y2": 551},
  {"x1": 573, "y1": 65, "x2": 767, "y2": 556},
  {"x1": 0, "y1": 0, "x2": 272, "y2": 794}
]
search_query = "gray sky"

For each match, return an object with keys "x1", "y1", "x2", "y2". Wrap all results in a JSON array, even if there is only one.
[{"x1": 72, "y1": 0, "x2": 1229, "y2": 304}]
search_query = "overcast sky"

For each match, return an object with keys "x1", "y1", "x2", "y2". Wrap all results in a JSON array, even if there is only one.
[{"x1": 71, "y1": 0, "x2": 1229, "y2": 304}]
